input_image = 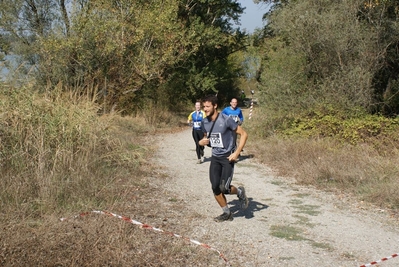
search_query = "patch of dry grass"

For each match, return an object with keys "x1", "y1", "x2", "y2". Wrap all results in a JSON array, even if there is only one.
[
  {"x1": 246, "y1": 134, "x2": 399, "y2": 211},
  {"x1": 0, "y1": 84, "x2": 220, "y2": 266},
  {"x1": 242, "y1": 104, "x2": 399, "y2": 214},
  {"x1": 1, "y1": 212, "x2": 220, "y2": 267}
]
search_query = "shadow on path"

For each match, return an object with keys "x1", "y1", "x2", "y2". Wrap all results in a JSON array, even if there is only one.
[
  {"x1": 237, "y1": 154, "x2": 254, "y2": 162},
  {"x1": 198, "y1": 154, "x2": 254, "y2": 164},
  {"x1": 228, "y1": 198, "x2": 269, "y2": 219}
]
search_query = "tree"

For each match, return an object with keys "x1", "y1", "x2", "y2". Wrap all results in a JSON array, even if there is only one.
[
  {"x1": 358, "y1": 0, "x2": 399, "y2": 115},
  {"x1": 257, "y1": 0, "x2": 380, "y2": 117},
  {"x1": 0, "y1": 0, "x2": 248, "y2": 113}
]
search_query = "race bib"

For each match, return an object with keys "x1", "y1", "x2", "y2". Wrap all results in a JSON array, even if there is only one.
[
  {"x1": 230, "y1": 115, "x2": 239, "y2": 123},
  {"x1": 193, "y1": 122, "x2": 201, "y2": 128},
  {"x1": 209, "y1": 133, "x2": 224, "y2": 148}
]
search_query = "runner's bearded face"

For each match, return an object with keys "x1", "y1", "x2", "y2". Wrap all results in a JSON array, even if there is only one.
[{"x1": 203, "y1": 101, "x2": 216, "y2": 118}]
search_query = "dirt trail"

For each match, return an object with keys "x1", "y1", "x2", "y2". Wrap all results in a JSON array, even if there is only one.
[{"x1": 153, "y1": 127, "x2": 399, "y2": 267}]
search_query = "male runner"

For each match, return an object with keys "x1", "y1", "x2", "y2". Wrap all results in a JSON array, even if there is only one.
[{"x1": 199, "y1": 95, "x2": 249, "y2": 222}]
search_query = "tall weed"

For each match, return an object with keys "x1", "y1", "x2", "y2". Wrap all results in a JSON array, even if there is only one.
[
  {"x1": 0, "y1": 82, "x2": 218, "y2": 266},
  {"x1": 0, "y1": 83, "x2": 140, "y2": 216}
]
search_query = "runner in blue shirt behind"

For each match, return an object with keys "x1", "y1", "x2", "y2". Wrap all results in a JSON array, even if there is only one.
[
  {"x1": 222, "y1": 97, "x2": 244, "y2": 125},
  {"x1": 222, "y1": 97, "x2": 244, "y2": 151},
  {"x1": 187, "y1": 101, "x2": 206, "y2": 164}
]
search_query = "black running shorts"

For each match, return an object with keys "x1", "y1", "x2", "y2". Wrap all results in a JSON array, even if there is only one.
[{"x1": 209, "y1": 156, "x2": 235, "y2": 195}]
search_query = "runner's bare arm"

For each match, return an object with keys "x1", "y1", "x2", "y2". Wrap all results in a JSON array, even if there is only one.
[{"x1": 228, "y1": 125, "x2": 248, "y2": 162}]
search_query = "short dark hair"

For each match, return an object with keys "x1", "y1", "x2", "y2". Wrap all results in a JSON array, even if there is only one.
[{"x1": 202, "y1": 94, "x2": 218, "y2": 106}]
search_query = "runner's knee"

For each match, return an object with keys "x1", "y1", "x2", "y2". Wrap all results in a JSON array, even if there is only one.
[
  {"x1": 212, "y1": 182, "x2": 223, "y2": 195},
  {"x1": 212, "y1": 182, "x2": 230, "y2": 195},
  {"x1": 219, "y1": 181, "x2": 230, "y2": 194}
]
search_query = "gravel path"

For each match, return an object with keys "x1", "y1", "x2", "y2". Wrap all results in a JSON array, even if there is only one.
[{"x1": 153, "y1": 127, "x2": 399, "y2": 267}]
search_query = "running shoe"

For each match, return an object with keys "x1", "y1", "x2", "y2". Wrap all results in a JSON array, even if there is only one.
[
  {"x1": 197, "y1": 159, "x2": 201, "y2": 164},
  {"x1": 214, "y1": 212, "x2": 233, "y2": 222},
  {"x1": 238, "y1": 186, "x2": 249, "y2": 210}
]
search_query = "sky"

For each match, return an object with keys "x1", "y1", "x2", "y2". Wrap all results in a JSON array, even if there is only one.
[{"x1": 237, "y1": 0, "x2": 270, "y2": 33}]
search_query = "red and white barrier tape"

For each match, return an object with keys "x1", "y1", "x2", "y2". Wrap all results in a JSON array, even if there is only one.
[
  {"x1": 360, "y1": 252, "x2": 399, "y2": 267},
  {"x1": 61, "y1": 210, "x2": 230, "y2": 266}
]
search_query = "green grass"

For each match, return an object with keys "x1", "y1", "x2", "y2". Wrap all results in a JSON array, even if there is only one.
[
  {"x1": 310, "y1": 241, "x2": 334, "y2": 251},
  {"x1": 288, "y1": 199, "x2": 303, "y2": 205},
  {"x1": 271, "y1": 180, "x2": 285, "y2": 186},
  {"x1": 270, "y1": 225, "x2": 307, "y2": 241},
  {"x1": 292, "y1": 215, "x2": 316, "y2": 228},
  {"x1": 292, "y1": 204, "x2": 321, "y2": 216},
  {"x1": 292, "y1": 193, "x2": 310, "y2": 198}
]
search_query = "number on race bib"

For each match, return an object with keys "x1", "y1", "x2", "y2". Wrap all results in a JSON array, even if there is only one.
[{"x1": 209, "y1": 133, "x2": 224, "y2": 148}]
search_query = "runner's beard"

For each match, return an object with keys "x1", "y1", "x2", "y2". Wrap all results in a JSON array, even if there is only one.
[{"x1": 207, "y1": 108, "x2": 216, "y2": 119}]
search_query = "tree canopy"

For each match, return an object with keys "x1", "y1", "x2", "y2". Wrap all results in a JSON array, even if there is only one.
[
  {"x1": 256, "y1": 0, "x2": 399, "y2": 119},
  {"x1": 3, "y1": 0, "x2": 399, "y2": 120},
  {"x1": 0, "y1": 0, "x2": 247, "y2": 112}
]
